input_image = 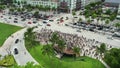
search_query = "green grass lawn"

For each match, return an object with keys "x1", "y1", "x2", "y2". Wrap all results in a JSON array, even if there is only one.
[
  {"x1": 29, "y1": 45, "x2": 105, "y2": 68},
  {"x1": 0, "y1": 23, "x2": 22, "y2": 46}
]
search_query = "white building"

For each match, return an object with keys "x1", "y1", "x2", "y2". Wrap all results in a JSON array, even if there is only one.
[
  {"x1": 58, "y1": 0, "x2": 82, "y2": 13},
  {"x1": 117, "y1": 4, "x2": 120, "y2": 19},
  {"x1": 81, "y1": 0, "x2": 101, "y2": 8},
  {"x1": 16, "y1": 0, "x2": 101, "y2": 12},
  {"x1": 26, "y1": 0, "x2": 58, "y2": 8}
]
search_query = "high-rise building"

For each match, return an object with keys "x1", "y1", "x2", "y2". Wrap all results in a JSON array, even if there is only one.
[{"x1": 58, "y1": 0, "x2": 82, "y2": 13}]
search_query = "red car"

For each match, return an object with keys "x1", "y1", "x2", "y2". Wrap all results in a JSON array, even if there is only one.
[
  {"x1": 46, "y1": 16, "x2": 50, "y2": 18},
  {"x1": 60, "y1": 20, "x2": 64, "y2": 23},
  {"x1": 28, "y1": 22, "x2": 32, "y2": 24},
  {"x1": 47, "y1": 24, "x2": 51, "y2": 26}
]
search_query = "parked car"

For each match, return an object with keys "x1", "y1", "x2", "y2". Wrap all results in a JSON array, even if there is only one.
[
  {"x1": 14, "y1": 18, "x2": 18, "y2": 20},
  {"x1": 43, "y1": 21, "x2": 47, "y2": 24},
  {"x1": 60, "y1": 20, "x2": 64, "y2": 22},
  {"x1": 15, "y1": 39, "x2": 19, "y2": 44},
  {"x1": 14, "y1": 48, "x2": 18, "y2": 55},
  {"x1": 89, "y1": 28, "x2": 94, "y2": 32},
  {"x1": 65, "y1": 24, "x2": 69, "y2": 26},
  {"x1": 98, "y1": 27, "x2": 103, "y2": 30},
  {"x1": 28, "y1": 22, "x2": 32, "y2": 24},
  {"x1": 112, "y1": 33, "x2": 120, "y2": 38},
  {"x1": 47, "y1": 24, "x2": 51, "y2": 26},
  {"x1": 73, "y1": 23, "x2": 77, "y2": 25},
  {"x1": 33, "y1": 21, "x2": 37, "y2": 24},
  {"x1": 14, "y1": 21, "x2": 18, "y2": 23},
  {"x1": 76, "y1": 30, "x2": 81, "y2": 32},
  {"x1": 9, "y1": 17, "x2": 11, "y2": 19},
  {"x1": 66, "y1": 17, "x2": 69, "y2": 20},
  {"x1": 21, "y1": 18, "x2": 26, "y2": 21},
  {"x1": 49, "y1": 20, "x2": 54, "y2": 22},
  {"x1": 107, "y1": 36, "x2": 113, "y2": 40},
  {"x1": 74, "y1": 17, "x2": 78, "y2": 18},
  {"x1": 57, "y1": 19, "x2": 60, "y2": 21}
]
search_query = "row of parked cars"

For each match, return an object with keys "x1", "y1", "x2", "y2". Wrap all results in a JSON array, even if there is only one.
[
  {"x1": 72, "y1": 22, "x2": 116, "y2": 33},
  {"x1": 9, "y1": 11, "x2": 53, "y2": 20},
  {"x1": 8, "y1": 11, "x2": 55, "y2": 25},
  {"x1": 65, "y1": 22, "x2": 120, "y2": 39}
]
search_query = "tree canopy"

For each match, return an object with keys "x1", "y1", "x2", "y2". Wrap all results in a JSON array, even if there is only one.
[{"x1": 104, "y1": 48, "x2": 120, "y2": 68}]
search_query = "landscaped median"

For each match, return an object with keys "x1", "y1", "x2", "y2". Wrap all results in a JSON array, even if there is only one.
[{"x1": 0, "y1": 23, "x2": 22, "y2": 46}]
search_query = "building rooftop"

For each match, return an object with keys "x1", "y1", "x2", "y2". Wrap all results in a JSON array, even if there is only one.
[{"x1": 105, "y1": 0, "x2": 120, "y2": 4}]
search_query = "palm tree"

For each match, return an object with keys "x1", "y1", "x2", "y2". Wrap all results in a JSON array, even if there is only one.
[
  {"x1": 92, "y1": 13, "x2": 97, "y2": 19},
  {"x1": 87, "y1": 18, "x2": 91, "y2": 24},
  {"x1": 13, "y1": 0, "x2": 17, "y2": 4},
  {"x1": 33, "y1": 11, "x2": 39, "y2": 18},
  {"x1": 38, "y1": 5, "x2": 43, "y2": 11},
  {"x1": 96, "y1": 18, "x2": 100, "y2": 25},
  {"x1": 72, "y1": 11, "x2": 76, "y2": 16},
  {"x1": 25, "y1": 27, "x2": 34, "y2": 38},
  {"x1": 79, "y1": 18, "x2": 82, "y2": 22},
  {"x1": 24, "y1": 27, "x2": 39, "y2": 49},
  {"x1": 17, "y1": 1, "x2": 20, "y2": 6},
  {"x1": 41, "y1": 44, "x2": 54, "y2": 59},
  {"x1": 96, "y1": 43, "x2": 106, "y2": 59},
  {"x1": 52, "y1": 7, "x2": 56, "y2": 11},
  {"x1": 72, "y1": 11, "x2": 76, "y2": 23},
  {"x1": 0, "y1": 54, "x2": 2, "y2": 60},
  {"x1": 9, "y1": 8, "x2": 14, "y2": 12},
  {"x1": 24, "y1": 1, "x2": 26, "y2": 5},
  {"x1": 105, "y1": 19, "x2": 110, "y2": 25},
  {"x1": 57, "y1": 39, "x2": 66, "y2": 53},
  {"x1": 73, "y1": 46, "x2": 80, "y2": 60},
  {"x1": 115, "y1": 23, "x2": 120, "y2": 29},
  {"x1": 100, "y1": 43, "x2": 106, "y2": 53},
  {"x1": 50, "y1": 32, "x2": 59, "y2": 46}
]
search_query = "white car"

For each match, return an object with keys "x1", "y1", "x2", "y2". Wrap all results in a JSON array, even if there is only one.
[
  {"x1": 76, "y1": 29, "x2": 81, "y2": 32},
  {"x1": 107, "y1": 36, "x2": 113, "y2": 40},
  {"x1": 43, "y1": 20, "x2": 49, "y2": 23}
]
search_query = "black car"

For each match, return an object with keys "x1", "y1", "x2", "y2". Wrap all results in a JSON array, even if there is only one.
[
  {"x1": 65, "y1": 24, "x2": 69, "y2": 26},
  {"x1": 33, "y1": 21, "x2": 37, "y2": 23},
  {"x1": 43, "y1": 21, "x2": 47, "y2": 24},
  {"x1": 14, "y1": 48, "x2": 18, "y2": 55},
  {"x1": 98, "y1": 27, "x2": 103, "y2": 30},
  {"x1": 9, "y1": 17, "x2": 11, "y2": 19},
  {"x1": 14, "y1": 21, "x2": 18, "y2": 23},
  {"x1": 15, "y1": 39, "x2": 19, "y2": 44},
  {"x1": 112, "y1": 34, "x2": 120, "y2": 38},
  {"x1": 21, "y1": 16, "x2": 24, "y2": 18},
  {"x1": 74, "y1": 17, "x2": 78, "y2": 18},
  {"x1": 73, "y1": 23, "x2": 77, "y2": 25},
  {"x1": 49, "y1": 20, "x2": 54, "y2": 22},
  {"x1": 21, "y1": 18, "x2": 26, "y2": 21},
  {"x1": 14, "y1": 18, "x2": 18, "y2": 20},
  {"x1": 89, "y1": 28, "x2": 94, "y2": 32}
]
